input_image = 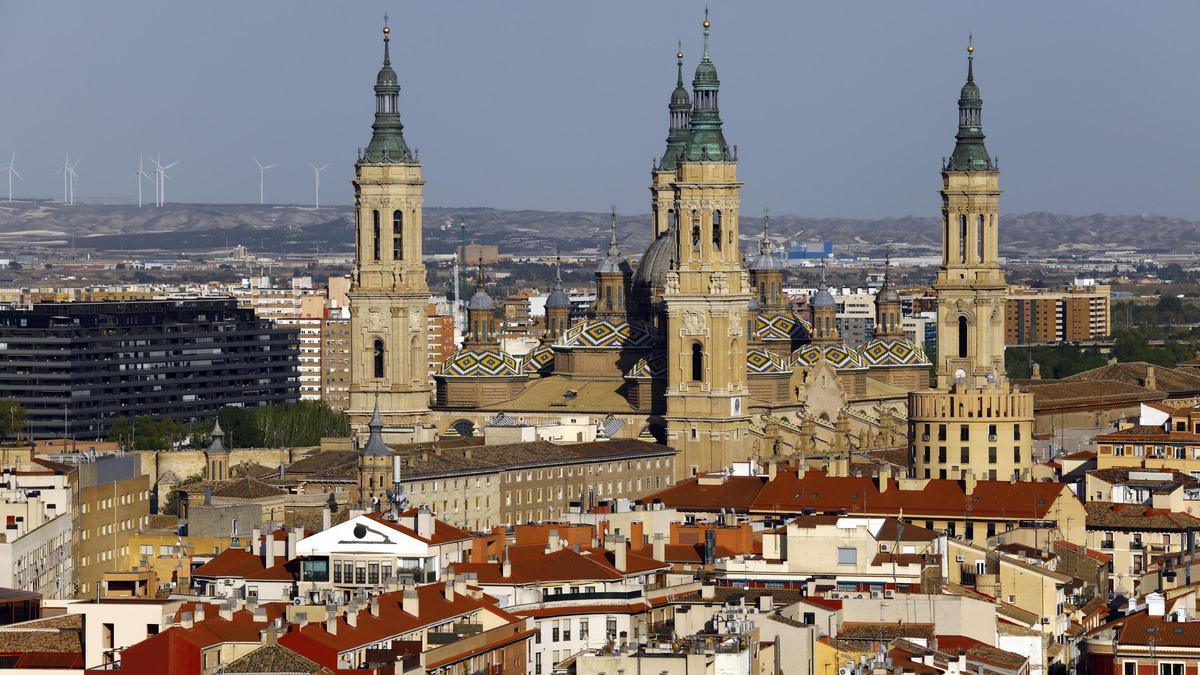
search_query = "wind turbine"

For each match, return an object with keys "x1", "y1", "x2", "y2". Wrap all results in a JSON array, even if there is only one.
[
  {"x1": 1, "y1": 153, "x2": 21, "y2": 203},
  {"x1": 150, "y1": 152, "x2": 180, "y2": 207},
  {"x1": 307, "y1": 162, "x2": 328, "y2": 209},
  {"x1": 54, "y1": 154, "x2": 80, "y2": 205},
  {"x1": 134, "y1": 155, "x2": 153, "y2": 208},
  {"x1": 251, "y1": 156, "x2": 277, "y2": 205}
]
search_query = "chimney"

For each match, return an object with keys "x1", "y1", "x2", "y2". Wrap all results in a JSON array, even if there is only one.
[
  {"x1": 1145, "y1": 366, "x2": 1157, "y2": 391},
  {"x1": 454, "y1": 573, "x2": 467, "y2": 597},
  {"x1": 180, "y1": 611, "x2": 194, "y2": 629},
  {"x1": 251, "y1": 528, "x2": 262, "y2": 554},
  {"x1": 289, "y1": 526, "x2": 302, "y2": 561},
  {"x1": 502, "y1": 547, "x2": 512, "y2": 578},
  {"x1": 700, "y1": 584, "x2": 715, "y2": 600},
  {"x1": 324, "y1": 604, "x2": 338, "y2": 634},
  {"x1": 767, "y1": 460, "x2": 778, "y2": 481},
  {"x1": 402, "y1": 589, "x2": 420, "y2": 616},
  {"x1": 652, "y1": 533, "x2": 666, "y2": 562},
  {"x1": 703, "y1": 529, "x2": 716, "y2": 566},
  {"x1": 322, "y1": 508, "x2": 331, "y2": 531},
  {"x1": 757, "y1": 595, "x2": 774, "y2": 612},
  {"x1": 369, "y1": 596, "x2": 380, "y2": 617},
  {"x1": 345, "y1": 606, "x2": 358, "y2": 628},
  {"x1": 417, "y1": 507, "x2": 434, "y2": 540},
  {"x1": 1148, "y1": 592, "x2": 1166, "y2": 617},
  {"x1": 294, "y1": 611, "x2": 309, "y2": 629},
  {"x1": 265, "y1": 530, "x2": 276, "y2": 569},
  {"x1": 963, "y1": 469, "x2": 977, "y2": 496},
  {"x1": 614, "y1": 536, "x2": 628, "y2": 572},
  {"x1": 604, "y1": 535, "x2": 617, "y2": 552},
  {"x1": 194, "y1": 604, "x2": 206, "y2": 622},
  {"x1": 218, "y1": 601, "x2": 233, "y2": 622},
  {"x1": 878, "y1": 466, "x2": 891, "y2": 492},
  {"x1": 444, "y1": 571, "x2": 456, "y2": 601},
  {"x1": 1030, "y1": 362, "x2": 1042, "y2": 380},
  {"x1": 546, "y1": 529, "x2": 561, "y2": 554},
  {"x1": 630, "y1": 522, "x2": 645, "y2": 546}
]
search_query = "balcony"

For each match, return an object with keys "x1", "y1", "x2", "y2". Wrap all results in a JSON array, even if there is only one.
[
  {"x1": 1101, "y1": 541, "x2": 1114, "y2": 550},
  {"x1": 540, "y1": 589, "x2": 642, "y2": 603},
  {"x1": 1131, "y1": 541, "x2": 1144, "y2": 550}
]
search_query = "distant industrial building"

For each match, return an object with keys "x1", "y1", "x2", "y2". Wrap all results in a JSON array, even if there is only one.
[
  {"x1": 785, "y1": 240, "x2": 833, "y2": 260},
  {"x1": 0, "y1": 299, "x2": 299, "y2": 439}
]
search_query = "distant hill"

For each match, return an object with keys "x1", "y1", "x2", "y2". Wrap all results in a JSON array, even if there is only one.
[{"x1": 0, "y1": 200, "x2": 1192, "y2": 257}]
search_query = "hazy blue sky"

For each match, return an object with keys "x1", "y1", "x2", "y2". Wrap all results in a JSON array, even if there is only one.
[{"x1": 2, "y1": 1, "x2": 1198, "y2": 218}]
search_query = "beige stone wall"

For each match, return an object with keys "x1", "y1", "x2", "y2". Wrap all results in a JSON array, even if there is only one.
[
  {"x1": 76, "y1": 474, "x2": 151, "y2": 598},
  {"x1": 435, "y1": 378, "x2": 528, "y2": 410},
  {"x1": 909, "y1": 386, "x2": 1034, "y2": 481}
]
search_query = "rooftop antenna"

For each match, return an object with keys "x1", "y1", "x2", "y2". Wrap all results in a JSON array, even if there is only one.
[
  {"x1": 134, "y1": 154, "x2": 152, "y2": 208},
  {"x1": 251, "y1": 156, "x2": 278, "y2": 205},
  {"x1": 1, "y1": 152, "x2": 21, "y2": 203},
  {"x1": 307, "y1": 162, "x2": 329, "y2": 209}
]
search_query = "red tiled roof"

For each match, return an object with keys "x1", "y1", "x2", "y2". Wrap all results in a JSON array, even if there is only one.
[
  {"x1": 1055, "y1": 539, "x2": 1112, "y2": 563},
  {"x1": 1100, "y1": 611, "x2": 1200, "y2": 647},
  {"x1": 365, "y1": 511, "x2": 473, "y2": 545},
  {"x1": 749, "y1": 468, "x2": 1072, "y2": 519},
  {"x1": 1084, "y1": 501, "x2": 1200, "y2": 530},
  {"x1": 933, "y1": 635, "x2": 1027, "y2": 669},
  {"x1": 513, "y1": 603, "x2": 650, "y2": 618},
  {"x1": 1095, "y1": 425, "x2": 1200, "y2": 443},
  {"x1": 451, "y1": 544, "x2": 665, "y2": 584},
  {"x1": 191, "y1": 548, "x2": 294, "y2": 581},
  {"x1": 639, "y1": 476, "x2": 767, "y2": 512}
]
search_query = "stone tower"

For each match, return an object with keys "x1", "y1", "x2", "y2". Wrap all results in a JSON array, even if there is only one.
[
  {"x1": 875, "y1": 258, "x2": 903, "y2": 339},
  {"x1": 909, "y1": 41, "x2": 1034, "y2": 482},
  {"x1": 747, "y1": 212, "x2": 786, "y2": 311},
  {"x1": 347, "y1": 20, "x2": 433, "y2": 437},
  {"x1": 357, "y1": 399, "x2": 393, "y2": 509},
  {"x1": 592, "y1": 209, "x2": 632, "y2": 319},
  {"x1": 663, "y1": 12, "x2": 751, "y2": 478},
  {"x1": 544, "y1": 253, "x2": 572, "y2": 342},
  {"x1": 649, "y1": 46, "x2": 693, "y2": 239}
]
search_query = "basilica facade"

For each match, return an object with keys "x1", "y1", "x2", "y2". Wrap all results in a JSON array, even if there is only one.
[{"x1": 348, "y1": 16, "x2": 937, "y2": 480}]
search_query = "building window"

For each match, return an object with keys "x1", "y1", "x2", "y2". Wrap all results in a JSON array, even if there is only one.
[
  {"x1": 938, "y1": 424, "x2": 946, "y2": 441},
  {"x1": 373, "y1": 339, "x2": 385, "y2": 379},
  {"x1": 691, "y1": 211, "x2": 701, "y2": 251},
  {"x1": 958, "y1": 316, "x2": 968, "y2": 359},
  {"x1": 372, "y1": 210, "x2": 381, "y2": 261},
  {"x1": 1014, "y1": 447, "x2": 1021, "y2": 463},
  {"x1": 988, "y1": 447, "x2": 997, "y2": 464},
  {"x1": 712, "y1": 210, "x2": 722, "y2": 251},
  {"x1": 960, "y1": 447, "x2": 969, "y2": 464},
  {"x1": 958, "y1": 214, "x2": 967, "y2": 263},
  {"x1": 392, "y1": 210, "x2": 403, "y2": 261},
  {"x1": 960, "y1": 425, "x2": 970, "y2": 441},
  {"x1": 691, "y1": 342, "x2": 704, "y2": 382},
  {"x1": 1013, "y1": 424, "x2": 1021, "y2": 441},
  {"x1": 837, "y1": 547, "x2": 857, "y2": 565},
  {"x1": 1160, "y1": 664, "x2": 1183, "y2": 675},
  {"x1": 977, "y1": 214, "x2": 985, "y2": 261}
]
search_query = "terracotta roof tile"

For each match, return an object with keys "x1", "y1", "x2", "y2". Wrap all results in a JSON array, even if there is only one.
[
  {"x1": 638, "y1": 476, "x2": 767, "y2": 512},
  {"x1": 1084, "y1": 501, "x2": 1200, "y2": 530},
  {"x1": 365, "y1": 511, "x2": 472, "y2": 545}
]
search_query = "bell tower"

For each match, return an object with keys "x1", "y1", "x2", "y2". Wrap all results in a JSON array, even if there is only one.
[
  {"x1": 663, "y1": 12, "x2": 751, "y2": 479},
  {"x1": 348, "y1": 18, "x2": 433, "y2": 436}
]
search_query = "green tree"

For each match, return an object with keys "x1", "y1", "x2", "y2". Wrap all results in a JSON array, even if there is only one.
[
  {"x1": 161, "y1": 473, "x2": 202, "y2": 516},
  {"x1": 0, "y1": 399, "x2": 28, "y2": 441}
]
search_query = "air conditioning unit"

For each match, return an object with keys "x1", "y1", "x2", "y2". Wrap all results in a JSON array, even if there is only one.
[
  {"x1": 956, "y1": 555, "x2": 965, "y2": 563},
  {"x1": 292, "y1": 597, "x2": 303, "y2": 606},
  {"x1": 884, "y1": 590, "x2": 895, "y2": 599},
  {"x1": 879, "y1": 543, "x2": 889, "y2": 552},
  {"x1": 870, "y1": 591, "x2": 881, "y2": 599}
]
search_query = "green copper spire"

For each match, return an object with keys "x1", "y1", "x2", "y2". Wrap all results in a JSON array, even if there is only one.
[
  {"x1": 947, "y1": 36, "x2": 993, "y2": 172},
  {"x1": 685, "y1": 9, "x2": 731, "y2": 162},
  {"x1": 363, "y1": 17, "x2": 413, "y2": 164},
  {"x1": 660, "y1": 43, "x2": 692, "y2": 171}
]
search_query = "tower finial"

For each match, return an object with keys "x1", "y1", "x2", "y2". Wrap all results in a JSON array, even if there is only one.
[
  {"x1": 382, "y1": 14, "x2": 392, "y2": 65},
  {"x1": 702, "y1": 7, "x2": 711, "y2": 60},
  {"x1": 760, "y1": 208, "x2": 772, "y2": 255},
  {"x1": 677, "y1": 41, "x2": 685, "y2": 85},
  {"x1": 966, "y1": 33, "x2": 974, "y2": 82},
  {"x1": 608, "y1": 206, "x2": 620, "y2": 257},
  {"x1": 555, "y1": 245, "x2": 562, "y2": 283}
]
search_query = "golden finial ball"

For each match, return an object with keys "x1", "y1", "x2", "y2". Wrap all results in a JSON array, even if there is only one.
[
  {"x1": 383, "y1": 25, "x2": 391, "y2": 35},
  {"x1": 703, "y1": 19, "x2": 711, "y2": 28},
  {"x1": 677, "y1": 50, "x2": 684, "y2": 59},
  {"x1": 967, "y1": 44, "x2": 974, "y2": 54}
]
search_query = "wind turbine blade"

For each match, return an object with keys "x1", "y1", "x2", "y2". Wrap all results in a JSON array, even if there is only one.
[
  {"x1": 264, "y1": 163, "x2": 278, "y2": 170},
  {"x1": 11, "y1": 168, "x2": 21, "y2": 181},
  {"x1": 319, "y1": 164, "x2": 329, "y2": 171},
  {"x1": 163, "y1": 161, "x2": 180, "y2": 170}
]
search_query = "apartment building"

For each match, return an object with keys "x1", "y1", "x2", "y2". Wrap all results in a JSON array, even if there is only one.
[
  {"x1": 320, "y1": 310, "x2": 352, "y2": 410},
  {"x1": 1006, "y1": 283, "x2": 1111, "y2": 345},
  {"x1": 1083, "y1": 501, "x2": 1200, "y2": 596},
  {"x1": 0, "y1": 463, "x2": 73, "y2": 597}
]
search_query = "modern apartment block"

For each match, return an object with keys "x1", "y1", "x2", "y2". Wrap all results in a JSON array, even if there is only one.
[
  {"x1": 320, "y1": 310, "x2": 353, "y2": 411},
  {"x1": 1006, "y1": 283, "x2": 1112, "y2": 345},
  {"x1": 0, "y1": 299, "x2": 299, "y2": 439}
]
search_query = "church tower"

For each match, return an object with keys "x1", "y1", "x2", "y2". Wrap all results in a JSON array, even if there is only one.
[
  {"x1": 649, "y1": 46, "x2": 692, "y2": 238},
  {"x1": 875, "y1": 258, "x2": 903, "y2": 339},
  {"x1": 909, "y1": 40, "x2": 1033, "y2": 482},
  {"x1": 592, "y1": 209, "x2": 632, "y2": 319},
  {"x1": 663, "y1": 12, "x2": 751, "y2": 478},
  {"x1": 348, "y1": 19, "x2": 433, "y2": 437},
  {"x1": 544, "y1": 253, "x2": 572, "y2": 342}
]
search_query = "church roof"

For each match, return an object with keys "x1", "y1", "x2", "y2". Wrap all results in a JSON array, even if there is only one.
[
  {"x1": 626, "y1": 353, "x2": 668, "y2": 380},
  {"x1": 559, "y1": 319, "x2": 659, "y2": 349},
  {"x1": 747, "y1": 348, "x2": 788, "y2": 375},
  {"x1": 755, "y1": 312, "x2": 811, "y2": 342},
  {"x1": 438, "y1": 349, "x2": 524, "y2": 378},
  {"x1": 520, "y1": 344, "x2": 555, "y2": 376},
  {"x1": 632, "y1": 226, "x2": 675, "y2": 292},
  {"x1": 790, "y1": 343, "x2": 865, "y2": 371},
  {"x1": 857, "y1": 337, "x2": 930, "y2": 368}
]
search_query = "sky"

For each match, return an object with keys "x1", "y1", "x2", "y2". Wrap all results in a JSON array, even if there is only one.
[{"x1": 2, "y1": 1, "x2": 1199, "y2": 219}]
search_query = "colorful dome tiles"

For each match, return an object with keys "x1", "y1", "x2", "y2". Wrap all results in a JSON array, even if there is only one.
[
  {"x1": 626, "y1": 352, "x2": 668, "y2": 379},
  {"x1": 755, "y1": 312, "x2": 811, "y2": 342},
  {"x1": 746, "y1": 348, "x2": 788, "y2": 375},
  {"x1": 560, "y1": 319, "x2": 659, "y2": 349},
  {"x1": 520, "y1": 344, "x2": 556, "y2": 375},
  {"x1": 790, "y1": 342, "x2": 865, "y2": 371},
  {"x1": 438, "y1": 349, "x2": 523, "y2": 378},
  {"x1": 857, "y1": 337, "x2": 930, "y2": 368}
]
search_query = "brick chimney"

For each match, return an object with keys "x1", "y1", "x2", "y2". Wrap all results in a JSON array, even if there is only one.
[
  {"x1": 369, "y1": 596, "x2": 380, "y2": 618},
  {"x1": 324, "y1": 604, "x2": 338, "y2": 635},
  {"x1": 963, "y1": 469, "x2": 977, "y2": 496},
  {"x1": 345, "y1": 605, "x2": 358, "y2": 628},
  {"x1": 444, "y1": 571, "x2": 456, "y2": 601},
  {"x1": 416, "y1": 507, "x2": 435, "y2": 540},
  {"x1": 194, "y1": 603, "x2": 206, "y2": 622},
  {"x1": 652, "y1": 533, "x2": 666, "y2": 562},
  {"x1": 546, "y1": 528, "x2": 561, "y2": 554},
  {"x1": 402, "y1": 589, "x2": 420, "y2": 616},
  {"x1": 878, "y1": 466, "x2": 891, "y2": 492},
  {"x1": 614, "y1": 536, "x2": 628, "y2": 573}
]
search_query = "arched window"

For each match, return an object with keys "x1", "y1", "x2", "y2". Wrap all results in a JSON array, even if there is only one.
[
  {"x1": 409, "y1": 335, "x2": 422, "y2": 383},
  {"x1": 392, "y1": 210, "x2": 403, "y2": 261},
  {"x1": 372, "y1": 211, "x2": 381, "y2": 261},
  {"x1": 958, "y1": 214, "x2": 967, "y2": 264},
  {"x1": 373, "y1": 338, "x2": 385, "y2": 378},
  {"x1": 977, "y1": 214, "x2": 985, "y2": 261},
  {"x1": 957, "y1": 316, "x2": 968, "y2": 358},
  {"x1": 712, "y1": 210, "x2": 722, "y2": 251},
  {"x1": 691, "y1": 211, "x2": 701, "y2": 251},
  {"x1": 691, "y1": 342, "x2": 704, "y2": 382}
]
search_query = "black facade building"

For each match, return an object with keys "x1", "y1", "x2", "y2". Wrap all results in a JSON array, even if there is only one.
[{"x1": 0, "y1": 299, "x2": 299, "y2": 439}]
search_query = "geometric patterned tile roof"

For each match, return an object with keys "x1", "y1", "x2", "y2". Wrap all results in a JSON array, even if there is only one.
[
  {"x1": 789, "y1": 342, "x2": 866, "y2": 371},
  {"x1": 746, "y1": 348, "x2": 788, "y2": 375},
  {"x1": 520, "y1": 344, "x2": 556, "y2": 375},
  {"x1": 755, "y1": 312, "x2": 811, "y2": 342},
  {"x1": 559, "y1": 319, "x2": 659, "y2": 349},
  {"x1": 857, "y1": 337, "x2": 930, "y2": 368},
  {"x1": 627, "y1": 352, "x2": 668, "y2": 380},
  {"x1": 438, "y1": 348, "x2": 524, "y2": 378}
]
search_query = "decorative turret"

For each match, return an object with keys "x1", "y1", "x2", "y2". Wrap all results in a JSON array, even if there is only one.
[
  {"x1": 874, "y1": 256, "x2": 903, "y2": 339},
  {"x1": 465, "y1": 262, "x2": 497, "y2": 346},
  {"x1": 361, "y1": 398, "x2": 390, "y2": 455},
  {"x1": 810, "y1": 267, "x2": 838, "y2": 345},
  {"x1": 660, "y1": 44, "x2": 693, "y2": 172},
  {"x1": 362, "y1": 18, "x2": 413, "y2": 164},
  {"x1": 204, "y1": 418, "x2": 229, "y2": 481},
  {"x1": 946, "y1": 36, "x2": 992, "y2": 172},
  {"x1": 592, "y1": 208, "x2": 632, "y2": 319},
  {"x1": 545, "y1": 250, "x2": 572, "y2": 341},
  {"x1": 748, "y1": 209, "x2": 785, "y2": 309},
  {"x1": 684, "y1": 9, "x2": 731, "y2": 162},
  {"x1": 206, "y1": 419, "x2": 229, "y2": 455}
]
